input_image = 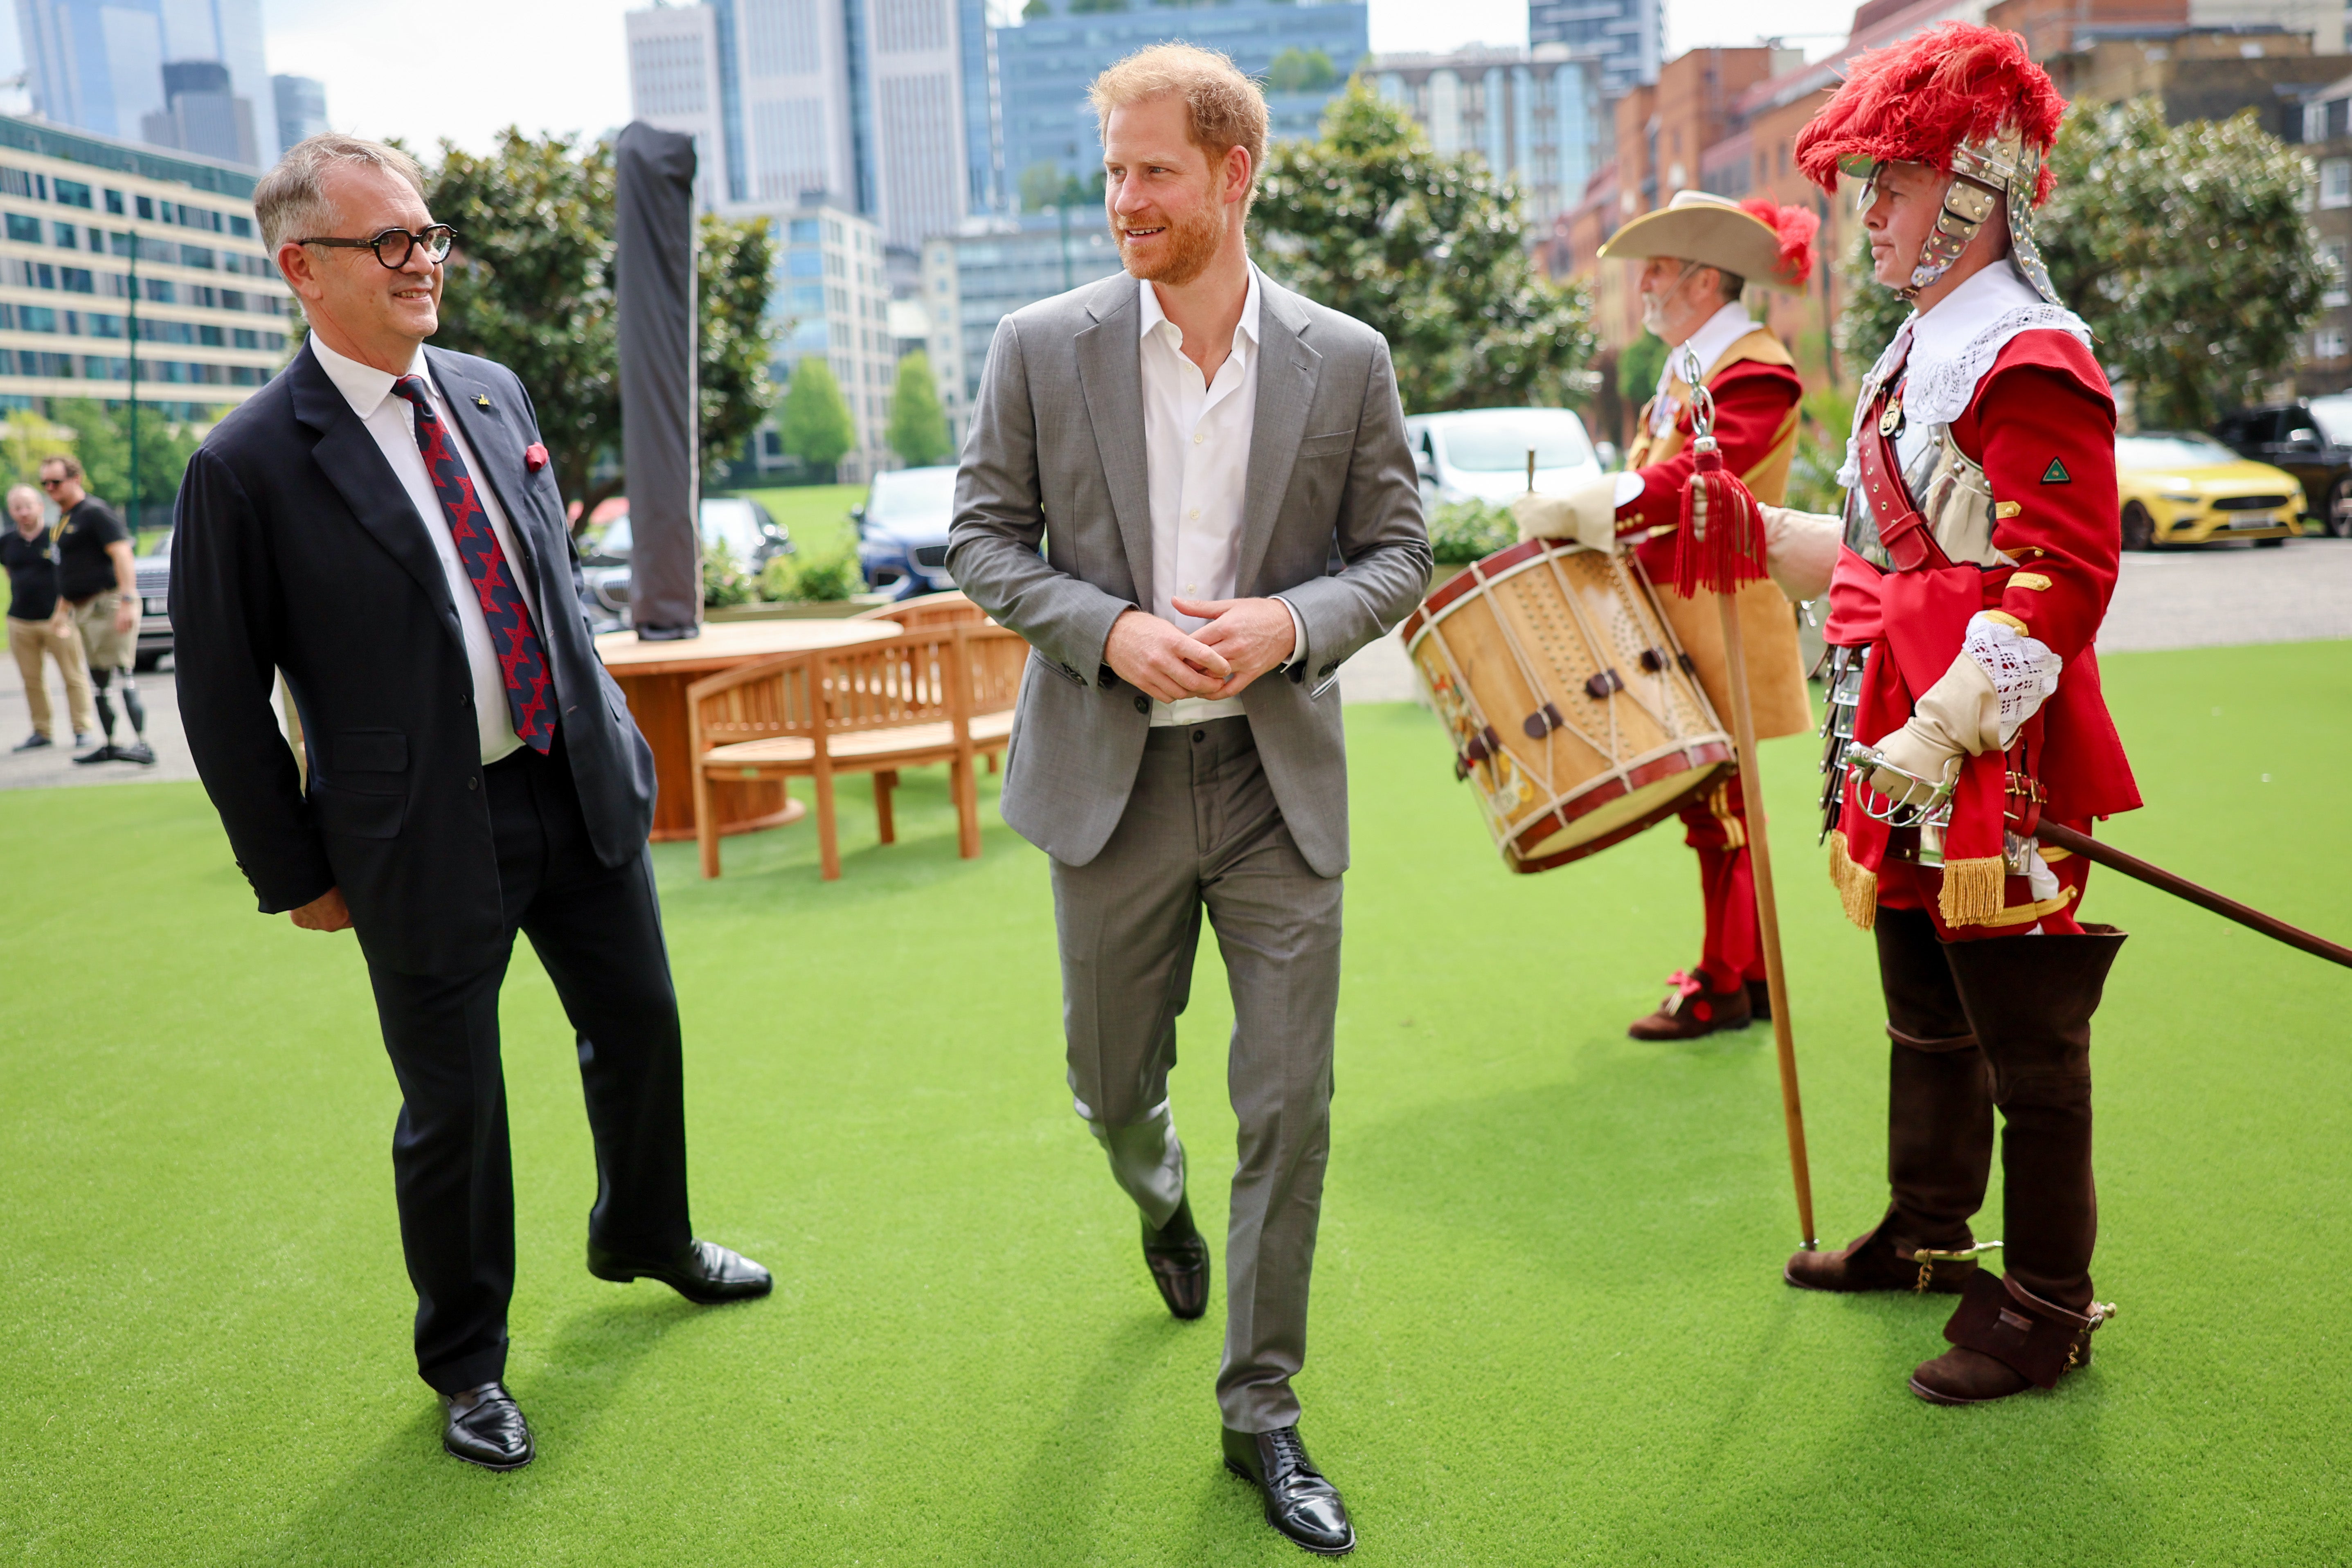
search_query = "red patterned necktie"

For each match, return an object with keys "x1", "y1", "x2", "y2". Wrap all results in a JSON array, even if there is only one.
[{"x1": 390, "y1": 374, "x2": 553, "y2": 754}]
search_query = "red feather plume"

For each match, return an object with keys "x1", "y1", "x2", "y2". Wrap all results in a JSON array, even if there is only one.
[
  {"x1": 1794, "y1": 23, "x2": 2066, "y2": 207},
  {"x1": 1736, "y1": 198, "x2": 1820, "y2": 288}
]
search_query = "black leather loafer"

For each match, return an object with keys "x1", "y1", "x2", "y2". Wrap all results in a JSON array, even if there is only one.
[
  {"x1": 441, "y1": 1381, "x2": 533, "y2": 1470},
  {"x1": 1143, "y1": 1198, "x2": 1211, "y2": 1321},
  {"x1": 1223, "y1": 1424, "x2": 1355, "y2": 1555},
  {"x1": 587, "y1": 1237, "x2": 772, "y2": 1303}
]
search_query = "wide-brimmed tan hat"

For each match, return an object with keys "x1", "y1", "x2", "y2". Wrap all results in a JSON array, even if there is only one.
[{"x1": 1598, "y1": 189, "x2": 1816, "y2": 291}]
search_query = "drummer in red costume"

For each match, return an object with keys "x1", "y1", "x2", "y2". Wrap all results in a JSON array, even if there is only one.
[
  {"x1": 1514, "y1": 191, "x2": 1824, "y2": 1041},
  {"x1": 1767, "y1": 22, "x2": 2142, "y2": 1405}
]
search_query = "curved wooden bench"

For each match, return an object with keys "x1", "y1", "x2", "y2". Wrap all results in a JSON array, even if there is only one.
[{"x1": 687, "y1": 623, "x2": 1026, "y2": 880}]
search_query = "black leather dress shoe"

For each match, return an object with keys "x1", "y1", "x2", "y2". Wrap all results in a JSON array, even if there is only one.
[
  {"x1": 1143, "y1": 1198, "x2": 1210, "y2": 1321},
  {"x1": 441, "y1": 1382, "x2": 533, "y2": 1470},
  {"x1": 1223, "y1": 1425, "x2": 1355, "y2": 1555},
  {"x1": 587, "y1": 1237, "x2": 772, "y2": 1303}
]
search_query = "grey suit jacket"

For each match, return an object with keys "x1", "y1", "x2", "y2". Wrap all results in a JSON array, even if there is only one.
[{"x1": 948, "y1": 268, "x2": 1431, "y2": 876}]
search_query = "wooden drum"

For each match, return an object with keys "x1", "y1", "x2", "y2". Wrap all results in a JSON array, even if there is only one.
[{"x1": 1401, "y1": 538, "x2": 1735, "y2": 873}]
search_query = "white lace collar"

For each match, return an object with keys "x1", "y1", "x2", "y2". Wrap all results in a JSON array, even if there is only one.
[
  {"x1": 1837, "y1": 261, "x2": 2091, "y2": 488},
  {"x1": 1651, "y1": 301, "x2": 1758, "y2": 435}
]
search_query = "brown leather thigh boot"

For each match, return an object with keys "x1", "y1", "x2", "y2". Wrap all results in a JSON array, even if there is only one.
[
  {"x1": 1910, "y1": 925, "x2": 2127, "y2": 1403},
  {"x1": 1787, "y1": 907, "x2": 1994, "y2": 1294}
]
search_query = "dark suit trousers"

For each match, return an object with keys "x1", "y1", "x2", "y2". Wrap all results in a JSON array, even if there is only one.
[{"x1": 364, "y1": 734, "x2": 692, "y2": 1394}]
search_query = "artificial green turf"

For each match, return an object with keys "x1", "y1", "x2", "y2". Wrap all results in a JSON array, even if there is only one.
[{"x1": 2, "y1": 643, "x2": 2347, "y2": 1565}]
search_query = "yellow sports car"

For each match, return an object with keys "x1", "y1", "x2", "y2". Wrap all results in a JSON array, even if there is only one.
[{"x1": 2115, "y1": 432, "x2": 2304, "y2": 550}]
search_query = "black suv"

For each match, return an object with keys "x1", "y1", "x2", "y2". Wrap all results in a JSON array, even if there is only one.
[{"x1": 2210, "y1": 398, "x2": 2352, "y2": 537}]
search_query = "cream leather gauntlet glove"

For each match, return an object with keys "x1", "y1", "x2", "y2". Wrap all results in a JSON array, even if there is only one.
[
  {"x1": 1863, "y1": 652, "x2": 1999, "y2": 809},
  {"x1": 1511, "y1": 476, "x2": 1622, "y2": 553},
  {"x1": 1758, "y1": 504, "x2": 1841, "y2": 601}
]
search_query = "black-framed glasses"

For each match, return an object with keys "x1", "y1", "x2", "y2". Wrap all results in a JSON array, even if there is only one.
[{"x1": 293, "y1": 224, "x2": 456, "y2": 268}]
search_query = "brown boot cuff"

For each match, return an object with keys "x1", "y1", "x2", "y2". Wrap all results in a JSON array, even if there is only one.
[{"x1": 1942, "y1": 1271, "x2": 2113, "y2": 1389}]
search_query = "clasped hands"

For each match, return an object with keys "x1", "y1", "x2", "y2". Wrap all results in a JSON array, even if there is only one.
[{"x1": 1104, "y1": 598, "x2": 1294, "y2": 704}]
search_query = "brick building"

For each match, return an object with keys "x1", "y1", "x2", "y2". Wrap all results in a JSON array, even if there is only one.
[{"x1": 1554, "y1": 0, "x2": 2346, "y2": 425}]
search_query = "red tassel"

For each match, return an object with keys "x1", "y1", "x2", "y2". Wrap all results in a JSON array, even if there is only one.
[{"x1": 1674, "y1": 439, "x2": 1770, "y2": 597}]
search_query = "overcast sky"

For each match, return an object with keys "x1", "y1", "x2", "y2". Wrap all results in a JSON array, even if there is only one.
[{"x1": 255, "y1": 0, "x2": 1859, "y2": 156}]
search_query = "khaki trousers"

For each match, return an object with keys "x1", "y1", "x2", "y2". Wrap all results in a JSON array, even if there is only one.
[{"x1": 7, "y1": 614, "x2": 97, "y2": 739}]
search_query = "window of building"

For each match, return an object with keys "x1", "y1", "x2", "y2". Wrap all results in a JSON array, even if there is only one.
[
  {"x1": 2321, "y1": 157, "x2": 2352, "y2": 208},
  {"x1": 6, "y1": 213, "x2": 39, "y2": 244},
  {"x1": 2324, "y1": 239, "x2": 2349, "y2": 307},
  {"x1": 228, "y1": 215, "x2": 250, "y2": 238},
  {"x1": 2318, "y1": 327, "x2": 2348, "y2": 360},
  {"x1": 51, "y1": 221, "x2": 76, "y2": 249},
  {"x1": 2307, "y1": 101, "x2": 2329, "y2": 144},
  {"x1": 0, "y1": 169, "x2": 30, "y2": 198},
  {"x1": 52, "y1": 179, "x2": 91, "y2": 209},
  {"x1": 104, "y1": 189, "x2": 123, "y2": 215}
]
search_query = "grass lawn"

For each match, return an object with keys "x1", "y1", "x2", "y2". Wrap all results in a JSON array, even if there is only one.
[
  {"x1": 735, "y1": 484, "x2": 867, "y2": 560},
  {"x1": 2, "y1": 642, "x2": 2347, "y2": 1565}
]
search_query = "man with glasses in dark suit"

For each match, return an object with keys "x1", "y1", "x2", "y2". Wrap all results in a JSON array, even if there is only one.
[{"x1": 172, "y1": 134, "x2": 770, "y2": 1472}]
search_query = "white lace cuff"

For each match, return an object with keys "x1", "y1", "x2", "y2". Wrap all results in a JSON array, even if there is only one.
[{"x1": 1962, "y1": 612, "x2": 2060, "y2": 747}]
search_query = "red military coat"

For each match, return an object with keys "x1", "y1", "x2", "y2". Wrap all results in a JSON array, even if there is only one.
[{"x1": 1825, "y1": 331, "x2": 2141, "y2": 924}]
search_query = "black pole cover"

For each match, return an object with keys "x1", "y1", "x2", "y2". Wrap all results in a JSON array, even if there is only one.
[{"x1": 616, "y1": 121, "x2": 701, "y2": 641}]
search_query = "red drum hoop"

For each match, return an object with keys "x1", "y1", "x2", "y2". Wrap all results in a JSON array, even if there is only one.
[{"x1": 1404, "y1": 538, "x2": 1735, "y2": 873}]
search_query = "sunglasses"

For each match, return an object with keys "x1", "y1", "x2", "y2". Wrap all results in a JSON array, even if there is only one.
[{"x1": 38, "y1": 477, "x2": 66, "y2": 488}]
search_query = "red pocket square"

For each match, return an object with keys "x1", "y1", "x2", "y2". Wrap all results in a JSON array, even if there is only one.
[{"x1": 524, "y1": 442, "x2": 549, "y2": 473}]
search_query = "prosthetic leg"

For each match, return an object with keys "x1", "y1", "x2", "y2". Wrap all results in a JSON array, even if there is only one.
[
  {"x1": 1786, "y1": 906, "x2": 1994, "y2": 1294},
  {"x1": 1909, "y1": 925, "x2": 2126, "y2": 1403},
  {"x1": 75, "y1": 664, "x2": 153, "y2": 765}
]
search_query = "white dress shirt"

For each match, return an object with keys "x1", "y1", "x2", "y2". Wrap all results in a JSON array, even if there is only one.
[
  {"x1": 1136, "y1": 267, "x2": 1305, "y2": 726},
  {"x1": 310, "y1": 333, "x2": 545, "y2": 763}
]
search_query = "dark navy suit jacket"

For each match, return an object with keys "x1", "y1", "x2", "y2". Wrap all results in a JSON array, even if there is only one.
[{"x1": 172, "y1": 340, "x2": 657, "y2": 975}]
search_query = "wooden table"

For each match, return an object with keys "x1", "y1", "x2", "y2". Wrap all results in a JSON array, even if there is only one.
[{"x1": 598, "y1": 619, "x2": 900, "y2": 843}]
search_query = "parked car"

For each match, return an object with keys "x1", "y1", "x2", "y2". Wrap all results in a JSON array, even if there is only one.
[
  {"x1": 1403, "y1": 407, "x2": 1608, "y2": 510},
  {"x1": 2209, "y1": 398, "x2": 2352, "y2": 536},
  {"x1": 133, "y1": 530, "x2": 172, "y2": 670},
  {"x1": 577, "y1": 495, "x2": 793, "y2": 625},
  {"x1": 2114, "y1": 432, "x2": 2302, "y2": 550},
  {"x1": 855, "y1": 465, "x2": 957, "y2": 600}
]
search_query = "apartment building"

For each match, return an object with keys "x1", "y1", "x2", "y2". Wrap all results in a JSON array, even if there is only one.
[
  {"x1": 918, "y1": 216, "x2": 1123, "y2": 445},
  {"x1": 1368, "y1": 44, "x2": 1612, "y2": 235},
  {"x1": 0, "y1": 115, "x2": 290, "y2": 419},
  {"x1": 763, "y1": 202, "x2": 896, "y2": 482}
]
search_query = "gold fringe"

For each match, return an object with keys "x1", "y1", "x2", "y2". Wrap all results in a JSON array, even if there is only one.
[
  {"x1": 1826, "y1": 830, "x2": 1877, "y2": 930},
  {"x1": 1938, "y1": 856, "x2": 2008, "y2": 927}
]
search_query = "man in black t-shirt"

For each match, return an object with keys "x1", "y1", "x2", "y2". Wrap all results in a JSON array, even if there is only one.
[
  {"x1": 4, "y1": 482, "x2": 97, "y2": 749},
  {"x1": 44, "y1": 454, "x2": 152, "y2": 765}
]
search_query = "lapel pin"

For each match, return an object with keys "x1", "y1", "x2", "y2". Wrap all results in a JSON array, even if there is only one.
[{"x1": 474, "y1": 395, "x2": 491, "y2": 409}]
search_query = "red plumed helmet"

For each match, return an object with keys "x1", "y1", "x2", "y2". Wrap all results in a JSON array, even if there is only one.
[
  {"x1": 1794, "y1": 22, "x2": 2066, "y2": 206},
  {"x1": 1735, "y1": 198, "x2": 1820, "y2": 288}
]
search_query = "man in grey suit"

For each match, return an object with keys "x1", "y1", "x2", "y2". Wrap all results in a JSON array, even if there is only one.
[{"x1": 949, "y1": 44, "x2": 1429, "y2": 1557}]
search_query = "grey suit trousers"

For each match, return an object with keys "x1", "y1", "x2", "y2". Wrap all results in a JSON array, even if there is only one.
[{"x1": 1053, "y1": 716, "x2": 1342, "y2": 1433}]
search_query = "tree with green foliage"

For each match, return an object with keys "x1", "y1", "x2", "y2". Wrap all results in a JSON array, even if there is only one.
[
  {"x1": 779, "y1": 357, "x2": 856, "y2": 481},
  {"x1": 48, "y1": 398, "x2": 206, "y2": 532},
  {"x1": 2042, "y1": 101, "x2": 2322, "y2": 430},
  {"x1": 698, "y1": 213, "x2": 781, "y2": 481},
  {"x1": 1616, "y1": 331, "x2": 1667, "y2": 407},
  {"x1": 424, "y1": 128, "x2": 779, "y2": 514},
  {"x1": 887, "y1": 351, "x2": 954, "y2": 467},
  {"x1": 1837, "y1": 102, "x2": 2323, "y2": 430},
  {"x1": 1253, "y1": 81, "x2": 1596, "y2": 412},
  {"x1": 1265, "y1": 48, "x2": 1338, "y2": 94},
  {"x1": 423, "y1": 130, "x2": 619, "y2": 512}
]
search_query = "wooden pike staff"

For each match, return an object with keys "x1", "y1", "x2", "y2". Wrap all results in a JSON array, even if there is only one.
[{"x1": 1669, "y1": 351, "x2": 1819, "y2": 1251}]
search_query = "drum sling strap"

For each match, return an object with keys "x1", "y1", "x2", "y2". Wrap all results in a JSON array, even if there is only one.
[{"x1": 1857, "y1": 371, "x2": 1956, "y2": 574}]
